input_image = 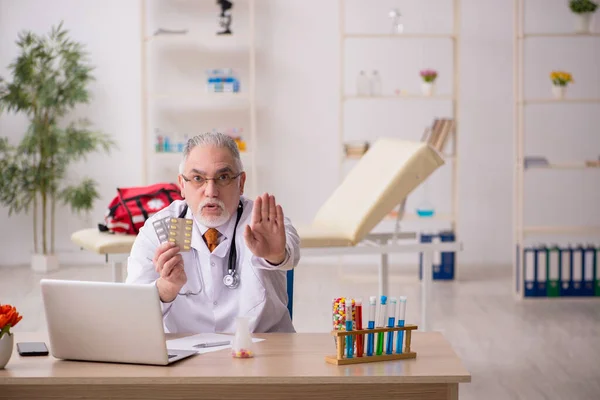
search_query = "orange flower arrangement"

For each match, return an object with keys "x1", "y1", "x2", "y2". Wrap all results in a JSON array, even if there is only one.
[{"x1": 0, "y1": 304, "x2": 22, "y2": 339}]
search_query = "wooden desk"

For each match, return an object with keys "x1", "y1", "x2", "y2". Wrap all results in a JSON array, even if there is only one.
[{"x1": 0, "y1": 332, "x2": 470, "y2": 400}]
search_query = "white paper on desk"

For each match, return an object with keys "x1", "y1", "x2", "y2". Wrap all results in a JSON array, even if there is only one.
[{"x1": 166, "y1": 333, "x2": 265, "y2": 354}]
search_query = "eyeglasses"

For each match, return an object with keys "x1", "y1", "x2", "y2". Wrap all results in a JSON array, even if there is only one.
[{"x1": 181, "y1": 172, "x2": 242, "y2": 188}]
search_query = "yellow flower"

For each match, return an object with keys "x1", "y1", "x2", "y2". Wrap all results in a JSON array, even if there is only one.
[{"x1": 550, "y1": 71, "x2": 573, "y2": 86}]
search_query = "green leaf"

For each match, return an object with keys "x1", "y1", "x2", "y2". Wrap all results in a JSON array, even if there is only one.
[
  {"x1": 570, "y1": 0, "x2": 598, "y2": 13},
  {"x1": 0, "y1": 325, "x2": 11, "y2": 340},
  {"x1": 59, "y1": 178, "x2": 100, "y2": 213}
]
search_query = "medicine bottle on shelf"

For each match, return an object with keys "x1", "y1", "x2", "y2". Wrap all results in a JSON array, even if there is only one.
[
  {"x1": 370, "y1": 70, "x2": 382, "y2": 96},
  {"x1": 231, "y1": 316, "x2": 255, "y2": 358},
  {"x1": 356, "y1": 70, "x2": 370, "y2": 96}
]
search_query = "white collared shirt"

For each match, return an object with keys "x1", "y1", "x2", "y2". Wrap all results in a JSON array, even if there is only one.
[{"x1": 126, "y1": 196, "x2": 300, "y2": 334}]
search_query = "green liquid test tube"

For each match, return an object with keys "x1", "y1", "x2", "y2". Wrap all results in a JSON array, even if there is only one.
[
  {"x1": 376, "y1": 331, "x2": 384, "y2": 355},
  {"x1": 376, "y1": 295, "x2": 387, "y2": 356}
]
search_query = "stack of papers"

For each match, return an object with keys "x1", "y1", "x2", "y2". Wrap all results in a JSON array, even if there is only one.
[{"x1": 166, "y1": 333, "x2": 265, "y2": 354}]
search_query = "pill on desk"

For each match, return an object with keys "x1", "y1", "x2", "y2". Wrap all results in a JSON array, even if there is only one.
[{"x1": 232, "y1": 349, "x2": 254, "y2": 358}]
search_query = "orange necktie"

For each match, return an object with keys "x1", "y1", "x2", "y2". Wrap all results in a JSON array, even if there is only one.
[{"x1": 204, "y1": 228, "x2": 219, "y2": 252}]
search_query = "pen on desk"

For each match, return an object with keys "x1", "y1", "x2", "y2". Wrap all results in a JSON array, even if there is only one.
[
  {"x1": 396, "y1": 296, "x2": 407, "y2": 354},
  {"x1": 193, "y1": 340, "x2": 231, "y2": 348},
  {"x1": 366, "y1": 296, "x2": 376, "y2": 356},
  {"x1": 386, "y1": 297, "x2": 397, "y2": 355}
]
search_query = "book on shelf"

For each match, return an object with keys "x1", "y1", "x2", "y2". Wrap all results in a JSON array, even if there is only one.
[
  {"x1": 435, "y1": 119, "x2": 454, "y2": 152},
  {"x1": 422, "y1": 118, "x2": 454, "y2": 154},
  {"x1": 585, "y1": 160, "x2": 600, "y2": 168},
  {"x1": 153, "y1": 28, "x2": 189, "y2": 37},
  {"x1": 524, "y1": 156, "x2": 549, "y2": 169},
  {"x1": 344, "y1": 141, "x2": 370, "y2": 158}
]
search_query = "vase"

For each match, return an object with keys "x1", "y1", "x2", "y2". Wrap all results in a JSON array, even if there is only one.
[
  {"x1": 0, "y1": 333, "x2": 14, "y2": 369},
  {"x1": 421, "y1": 82, "x2": 435, "y2": 96},
  {"x1": 552, "y1": 85, "x2": 566, "y2": 100},
  {"x1": 31, "y1": 254, "x2": 59, "y2": 273},
  {"x1": 575, "y1": 13, "x2": 593, "y2": 34},
  {"x1": 231, "y1": 316, "x2": 255, "y2": 358}
]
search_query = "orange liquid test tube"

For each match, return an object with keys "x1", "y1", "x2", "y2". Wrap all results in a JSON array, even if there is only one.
[{"x1": 355, "y1": 299, "x2": 363, "y2": 357}]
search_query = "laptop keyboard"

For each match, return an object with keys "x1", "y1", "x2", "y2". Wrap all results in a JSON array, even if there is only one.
[{"x1": 168, "y1": 354, "x2": 177, "y2": 359}]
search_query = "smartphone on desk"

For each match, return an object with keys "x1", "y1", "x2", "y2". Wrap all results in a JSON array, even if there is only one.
[{"x1": 17, "y1": 342, "x2": 49, "y2": 356}]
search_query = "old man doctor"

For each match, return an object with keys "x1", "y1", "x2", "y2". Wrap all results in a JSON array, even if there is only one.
[{"x1": 126, "y1": 132, "x2": 300, "y2": 333}]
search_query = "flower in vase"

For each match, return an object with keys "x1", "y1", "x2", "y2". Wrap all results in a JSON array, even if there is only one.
[
  {"x1": 420, "y1": 69, "x2": 438, "y2": 83},
  {"x1": 569, "y1": 0, "x2": 598, "y2": 14},
  {"x1": 0, "y1": 304, "x2": 23, "y2": 339},
  {"x1": 550, "y1": 71, "x2": 573, "y2": 86}
]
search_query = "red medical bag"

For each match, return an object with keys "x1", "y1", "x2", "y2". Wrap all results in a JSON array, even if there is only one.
[{"x1": 99, "y1": 182, "x2": 183, "y2": 235}]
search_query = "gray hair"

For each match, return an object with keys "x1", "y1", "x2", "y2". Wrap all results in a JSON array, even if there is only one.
[{"x1": 178, "y1": 132, "x2": 244, "y2": 174}]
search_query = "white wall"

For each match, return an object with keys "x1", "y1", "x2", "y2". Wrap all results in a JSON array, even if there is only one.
[{"x1": 0, "y1": 0, "x2": 598, "y2": 268}]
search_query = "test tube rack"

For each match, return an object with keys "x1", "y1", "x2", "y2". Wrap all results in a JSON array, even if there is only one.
[{"x1": 325, "y1": 325, "x2": 418, "y2": 365}]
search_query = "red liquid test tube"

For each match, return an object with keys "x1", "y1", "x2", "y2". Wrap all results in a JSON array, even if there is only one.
[{"x1": 355, "y1": 299, "x2": 363, "y2": 357}]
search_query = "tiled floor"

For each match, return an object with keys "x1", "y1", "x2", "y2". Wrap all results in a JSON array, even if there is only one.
[{"x1": 2, "y1": 261, "x2": 599, "y2": 399}]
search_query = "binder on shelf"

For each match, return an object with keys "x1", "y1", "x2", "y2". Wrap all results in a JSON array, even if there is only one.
[
  {"x1": 560, "y1": 246, "x2": 572, "y2": 297},
  {"x1": 524, "y1": 247, "x2": 537, "y2": 297},
  {"x1": 440, "y1": 231, "x2": 455, "y2": 279},
  {"x1": 595, "y1": 246, "x2": 600, "y2": 297},
  {"x1": 419, "y1": 231, "x2": 455, "y2": 281},
  {"x1": 516, "y1": 245, "x2": 520, "y2": 294},
  {"x1": 583, "y1": 245, "x2": 595, "y2": 296},
  {"x1": 572, "y1": 245, "x2": 584, "y2": 296},
  {"x1": 536, "y1": 245, "x2": 547, "y2": 297},
  {"x1": 547, "y1": 245, "x2": 560, "y2": 297},
  {"x1": 523, "y1": 243, "x2": 599, "y2": 298}
]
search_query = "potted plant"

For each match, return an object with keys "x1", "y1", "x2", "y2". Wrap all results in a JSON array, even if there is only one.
[
  {"x1": 569, "y1": 0, "x2": 598, "y2": 33},
  {"x1": 550, "y1": 71, "x2": 574, "y2": 99},
  {"x1": 0, "y1": 22, "x2": 116, "y2": 273},
  {"x1": 0, "y1": 304, "x2": 22, "y2": 369},
  {"x1": 420, "y1": 69, "x2": 438, "y2": 96}
]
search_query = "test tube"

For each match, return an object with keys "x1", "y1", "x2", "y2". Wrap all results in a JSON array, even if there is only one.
[
  {"x1": 355, "y1": 298, "x2": 363, "y2": 357},
  {"x1": 345, "y1": 300, "x2": 354, "y2": 358},
  {"x1": 395, "y1": 296, "x2": 407, "y2": 354},
  {"x1": 386, "y1": 297, "x2": 397, "y2": 354},
  {"x1": 366, "y1": 296, "x2": 376, "y2": 356},
  {"x1": 376, "y1": 295, "x2": 387, "y2": 356}
]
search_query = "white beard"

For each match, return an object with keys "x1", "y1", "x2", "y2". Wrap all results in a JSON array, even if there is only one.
[{"x1": 195, "y1": 198, "x2": 231, "y2": 228}]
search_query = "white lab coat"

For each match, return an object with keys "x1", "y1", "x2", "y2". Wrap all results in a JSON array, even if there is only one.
[{"x1": 126, "y1": 196, "x2": 300, "y2": 334}]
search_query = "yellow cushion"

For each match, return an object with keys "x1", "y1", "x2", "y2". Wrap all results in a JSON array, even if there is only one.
[
  {"x1": 71, "y1": 228, "x2": 136, "y2": 255},
  {"x1": 301, "y1": 139, "x2": 443, "y2": 248},
  {"x1": 297, "y1": 225, "x2": 354, "y2": 248}
]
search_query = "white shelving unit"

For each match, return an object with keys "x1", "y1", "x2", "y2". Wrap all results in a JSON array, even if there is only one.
[
  {"x1": 338, "y1": 0, "x2": 461, "y2": 233},
  {"x1": 140, "y1": 0, "x2": 258, "y2": 198},
  {"x1": 513, "y1": 0, "x2": 600, "y2": 299}
]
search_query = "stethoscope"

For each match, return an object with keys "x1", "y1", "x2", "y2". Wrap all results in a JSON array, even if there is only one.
[{"x1": 177, "y1": 200, "x2": 244, "y2": 295}]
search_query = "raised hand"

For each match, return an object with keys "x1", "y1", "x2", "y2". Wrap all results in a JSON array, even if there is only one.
[{"x1": 243, "y1": 193, "x2": 287, "y2": 265}]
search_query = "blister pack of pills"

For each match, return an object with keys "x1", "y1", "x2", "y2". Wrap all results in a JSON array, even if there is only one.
[{"x1": 153, "y1": 216, "x2": 193, "y2": 251}]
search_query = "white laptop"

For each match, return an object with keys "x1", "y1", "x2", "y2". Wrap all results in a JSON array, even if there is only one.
[{"x1": 40, "y1": 279, "x2": 198, "y2": 366}]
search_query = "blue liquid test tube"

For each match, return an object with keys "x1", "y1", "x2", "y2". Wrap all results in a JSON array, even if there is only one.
[
  {"x1": 386, "y1": 297, "x2": 397, "y2": 354},
  {"x1": 396, "y1": 296, "x2": 407, "y2": 354},
  {"x1": 345, "y1": 301, "x2": 354, "y2": 358},
  {"x1": 366, "y1": 296, "x2": 376, "y2": 356}
]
